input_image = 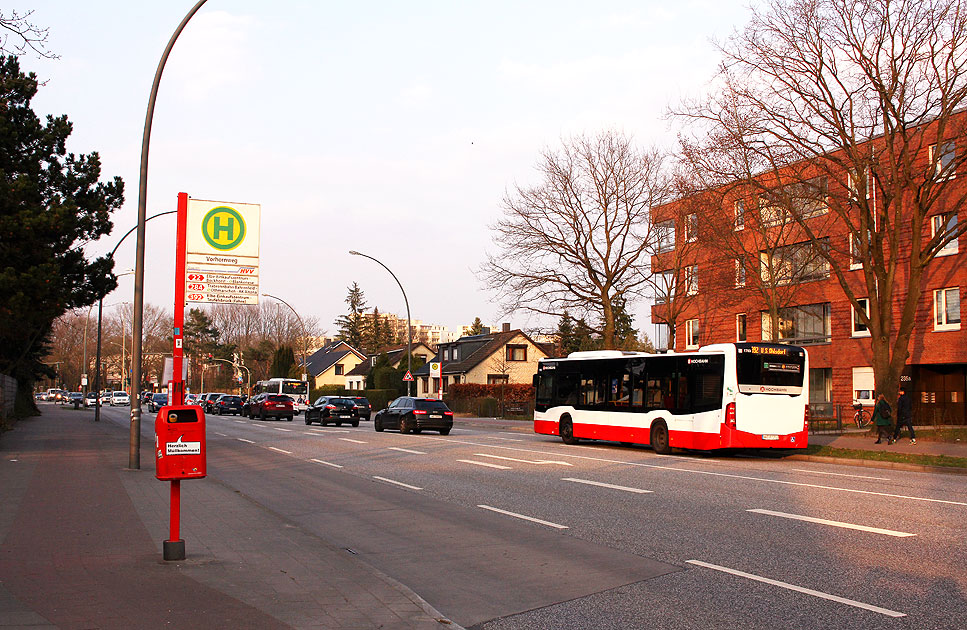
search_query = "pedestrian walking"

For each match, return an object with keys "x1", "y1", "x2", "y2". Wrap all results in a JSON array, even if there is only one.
[
  {"x1": 872, "y1": 392, "x2": 893, "y2": 444},
  {"x1": 891, "y1": 386, "x2": 916, "y2": 445}
]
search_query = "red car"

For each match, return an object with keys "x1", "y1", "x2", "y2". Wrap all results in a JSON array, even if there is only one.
[{"x1": 248, "y1": 394, "x2": 294, "y2": 421}]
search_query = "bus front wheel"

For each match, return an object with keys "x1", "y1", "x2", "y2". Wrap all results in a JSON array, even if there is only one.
[
  {"x1": 650, "y1": 421, "x2": 671, "y2": 455},
  {"x1": 560, "y1": 416, "x2": 579, "y2": 445}
]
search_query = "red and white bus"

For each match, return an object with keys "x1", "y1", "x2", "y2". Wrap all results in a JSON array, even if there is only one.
[
  {"x1": 254, "y1": 378, "x2": 310, "y2": 414},
  {"x1": 533, "y1": 342, "x2": 809, "y2": 453}
]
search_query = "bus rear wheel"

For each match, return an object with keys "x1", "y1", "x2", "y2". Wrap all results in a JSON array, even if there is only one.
[
  {"x1": 560, "y1": 416, "x2": 579, "y2": 445},
  {"x1": 650, "y1": 421, "x2": 671, "y2": 455}
]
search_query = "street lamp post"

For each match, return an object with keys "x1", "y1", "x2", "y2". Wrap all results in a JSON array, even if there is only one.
[
  {"x1": 348, "y1": 251, "x2": 413, "y2": 396},
  {"x1": 261, "y1": 293, "x2": 309, "y2": 383}
]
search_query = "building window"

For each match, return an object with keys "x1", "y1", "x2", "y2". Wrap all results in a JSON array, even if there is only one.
[
  {"x1": 506, "y1": 345, "x2": 527, "y2": 361},
  {"x1": 654, "y1": 270, "x2": 675, "y2": 304},
  {"x1": 760, "y1": 303, "x2": 831, "y2": 344},
  {"x1": 849, "y1": 232, "x2": 868, "y2": 269},
  {"x1": 685, "y1": 265, "x2": 698, "y2": 295},
  {"x1": 685, "y1": 213, "x2": 698, "y2": 243},
  {"x1": 930, "y1": 141, "x2": 956, "y2": 180},
  {"x1": 335, "y1": 364, "x2": 344, "y2": 376},
  {"x1": 656, "y1": 220, "x2": 676, "y2": 253},
  {"x1": 847, "y1": 168, "x2": 872, "y2": 201},
  {"x1": 934, "y1": 287, "x2": 961, "y2": 331},
  {"x1": 487, "y1": 374, "x2": 510, "y2": 385},
  {"x1": 685, "y1": 319, "x2": 700, "y2": 349},
  {"x1": 931, "y1": 212, "x2": 959, "y2": 256},
  {"x1": 735, "y1": 260, "x2": 746, "y2": 287},
  {"x1": 760, "y1": 239, "x2": 829, "y2": 285},
  {"x1": 452, "y1": 347, "x2": 459, "y2": 360},
  {"x1": 758, "y1": 193, "x2": 788, "y2": 227},
  {"x1": 736, "y1": 313, "x2": 747, "y2": 342},
  {"x1": 734, "y1": 200, "x2": 745, "y2": 230},
  {"x1": 852, "y1": 298, "x2": 870, "y2": 337},
  {"x1": 443, "y1": 348, "x2": 450, "y2": 361}
]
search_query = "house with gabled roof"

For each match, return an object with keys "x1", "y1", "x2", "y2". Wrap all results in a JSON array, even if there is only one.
[
  {"x1": 304, "y1": 340, "x2": 366, "y2": 390},
  {"x1": 412, "y1": 324, "x2": 555, "y2": 397},
  {"x1": 344, "y1": 342, "x2": 436, "y2": 391}
]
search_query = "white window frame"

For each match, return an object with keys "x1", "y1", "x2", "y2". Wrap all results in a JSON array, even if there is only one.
[
  {"x1": 734, "y1": 200, "x2": 745, "y2": 231},
  {"x1": 930, "y1": 141, "x2": 956, "y2": 180},
  {"x1": 685, "y1": 319, "x2": 700, "y2": 349},
  {"x1": 736, "y1": 313, "x2": 747, "y2": 342},
  {"x1": 685, "y1": 213, "x2": 698, "y2": 243},
  {"x1": 851, "y1": 298, "x2": 871, "y2": 337},
  {"x1": 934, "y1": 287, "x2": 961, "y2": 331},
  {"x1": 656, "y1": 220, "x2": 676, "y2": 253},
  {"x1": 684, "y1": 265, "x2": 698, "y2": 295},
  {"x1": 735, "y1": 259, "x2": 746, "y2": 287},
  {"x1": 847, "y1": 168, "x2": 872, "y2": 201},
  {"x1": 931, "y1": 212, "x2": 959, "y2": 256}
]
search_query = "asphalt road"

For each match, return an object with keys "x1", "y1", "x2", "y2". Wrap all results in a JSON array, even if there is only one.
[{"x1": 102, "y1": 406, "x2": 967, "y2": 630}]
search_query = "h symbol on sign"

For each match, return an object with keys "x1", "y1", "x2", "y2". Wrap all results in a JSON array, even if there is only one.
[{"x1": 212, "y1": 215, "x2": 235, "y2": 241}]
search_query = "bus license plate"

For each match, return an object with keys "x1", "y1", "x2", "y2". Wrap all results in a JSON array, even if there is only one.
[
  {"x1": 429, "y1": 414, "x2": 441, "y2": 419},
  {"x1": 762, "y1": 434, "x2": 779, "y2": 441}
]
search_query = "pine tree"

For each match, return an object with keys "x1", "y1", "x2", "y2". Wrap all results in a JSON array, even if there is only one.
[
  {"x1": 334, "y1": 282, "x2": 367, "y2": 350},
  {"x1": 0, "y1": 55, "x2": 123, "y2": 411},
  {"x1": 468, "y1": 317, "x2": 484, "y2": 335}
]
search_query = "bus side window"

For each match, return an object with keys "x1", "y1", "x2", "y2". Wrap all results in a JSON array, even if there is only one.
[
  {"x1": 646, "y1": 357, "x2": 677, "y2": 412},
  {"x1": 630, "y1": 360, "x2": 645, "y2": 409},
  {"x1": 558, "y1": 372, "x2": 579, "y2": 406}
]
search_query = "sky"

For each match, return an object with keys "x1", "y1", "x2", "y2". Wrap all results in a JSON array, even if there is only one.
[{"x1": 19, "y1": 0, "x2": 753, "y2": 339}]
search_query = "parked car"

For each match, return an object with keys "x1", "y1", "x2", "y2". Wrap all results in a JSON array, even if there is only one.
[
  {"x1": 201, "y1": 393, "x2": 224, "y2": 413},
  {"x1": 305, "y1": 396, "x2": 359, "y2": 427},
  {"x1": 110, "y1": 391, "x2": 130, "y2": 406},
  {"x1": 185, "y1": 393, "x2": 200, "y2": 405},
  {"x1": 84, "y1": 392, "x2": 98, "y2": 407},
  {"x1": 248, "y1": 394, "x2": 294, "y2": 421},
  {"x1": 241, "y1": 393, "x2": 261, "y2": 417},
  {"x1": 374, "y1": 397, "x2": 453, "y2": 435},
  {"x1": 212, "y1": 394, "x2": 244, "y2": 415},
  {"x1": 68, "y1": 392, "x2": 84, "y2": 406},
  {"x1": 99, "y1": 390, "x2": 113, "y2": 405},
  {"x1": 148, "y1": 392, "x2": 169, "y2": 413},
  {"x1": 347, "y1": 396, "x2": 372, "y2": 421}
]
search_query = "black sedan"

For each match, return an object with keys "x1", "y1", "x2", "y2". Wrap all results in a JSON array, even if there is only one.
[
  {"x1": 374, "y1": 397, "x2": 453, "y2": 435},
  {"x1": 305, "y1": 396, "x2": 360, "y2": 427},
  {"x1": 212, "y1": 394, "x2": 244, "y2": 415}
]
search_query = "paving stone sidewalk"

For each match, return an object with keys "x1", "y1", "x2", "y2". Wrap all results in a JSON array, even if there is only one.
[{"x1": 0, "y1": 406, "x2": 459, "y2": 629}]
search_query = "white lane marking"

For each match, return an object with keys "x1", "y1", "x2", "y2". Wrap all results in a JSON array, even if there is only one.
[
  {"x1": 563, "y1": 477, "x2": 653, "y2": 494},
  {"x1": 484, "y1": 436, "x2": 523, "y2": 442},
  {"x1": 475, "y1": 453, "x2": 573, "y2": 466},
  {"x1": 477, "y1": 505, "x2": 568, "y2": 529},
  {"x1": 416, "y1": 436, "x2": 967, "y2": 507},
  {"x1": 791, "y1": 468, "x2": 890, "y2": 481},
  {"x1": 686, "y1": 560, "x2": 905, "y2": 618},
  {"x1": 274, "y1": 428, "x2": 293, "y2": 432},
  {"x1": 458, "y1": 459, "x2": 512, "y2": 470},
  {"x1": 236, "y1": 438, "x2": 255, "y2": 444},
  {"x1": 500, "y1": 432, "x2": 527, "y2": 436},
  {"x1": 389, "y1": 447, "x2": 427, "y2": 455},
  {"x1": 268, "y1": 447, "x2": 292, "y2": 454},
  {"x1": 747, "y1": 509, "x2": 915, "y2": 537},
  {"x1": 310, "y1": 458, "x2": 342, "y2": 468},
  {"x1": 373, "y1": 476, "x2": 422, "y2": 490},
  {"x1": 310, "y1": 428, "x2": 351, "y2": 433},
  {"x1": 214, "y1": 432, "x2": 227, "y2": 437},
  {"x1": 234, "y1": 420, "x2": 247, "y2": 424},
  {"x1": 339, "y1": 438, "x2": 367, "y2": 444}
]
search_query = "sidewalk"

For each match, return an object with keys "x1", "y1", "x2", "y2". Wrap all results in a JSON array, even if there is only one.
[{"x1": 0, "y1": 405, "x2": 459, "y2": 630}]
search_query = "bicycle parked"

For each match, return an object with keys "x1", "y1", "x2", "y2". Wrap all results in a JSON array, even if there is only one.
[{"x1": 852, "y1": 404, "x2": 872, "y2": 428}]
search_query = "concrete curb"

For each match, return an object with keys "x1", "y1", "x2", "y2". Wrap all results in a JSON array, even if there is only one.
[{"x1": 786, "y1": 453, "x2": 967, "y2": 475}]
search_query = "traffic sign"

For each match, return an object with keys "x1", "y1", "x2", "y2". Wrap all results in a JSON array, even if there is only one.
[{"x1": 403, "y1": 370, "x2": 414, "y2": 381}]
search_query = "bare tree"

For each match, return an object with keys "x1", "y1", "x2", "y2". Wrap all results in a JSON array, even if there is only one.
[
  {"x1": 482, "y1": 131, "x2": 669, "y2": 349},
  {"x1": 674, "y1": 0, "x2": 967, "y2": 401},
  {"x1": 1, "y1": 10, "x2": 57, "y2": 59}
]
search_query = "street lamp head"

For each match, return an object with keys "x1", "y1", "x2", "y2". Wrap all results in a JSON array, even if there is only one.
[{"x1": 349, "y1": 250, "x2": 361, "y2": 256}]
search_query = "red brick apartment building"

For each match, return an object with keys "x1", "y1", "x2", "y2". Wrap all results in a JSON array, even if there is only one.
[{"x1": 651, "y1": 118, "x2": 966, "y2": 425}]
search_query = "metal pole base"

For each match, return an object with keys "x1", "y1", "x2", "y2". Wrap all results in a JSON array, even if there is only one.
[{"x1": 163, "y1": 539, "x2": 185, "y2": 561}]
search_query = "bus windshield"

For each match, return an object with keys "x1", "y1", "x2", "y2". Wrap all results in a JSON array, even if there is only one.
[
  {"x1": 735, "y1": 343, "x2": 805, "y2": 394},
  {"x1": 281, "y1": 381, "x2": 308, "y2": 396}
]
